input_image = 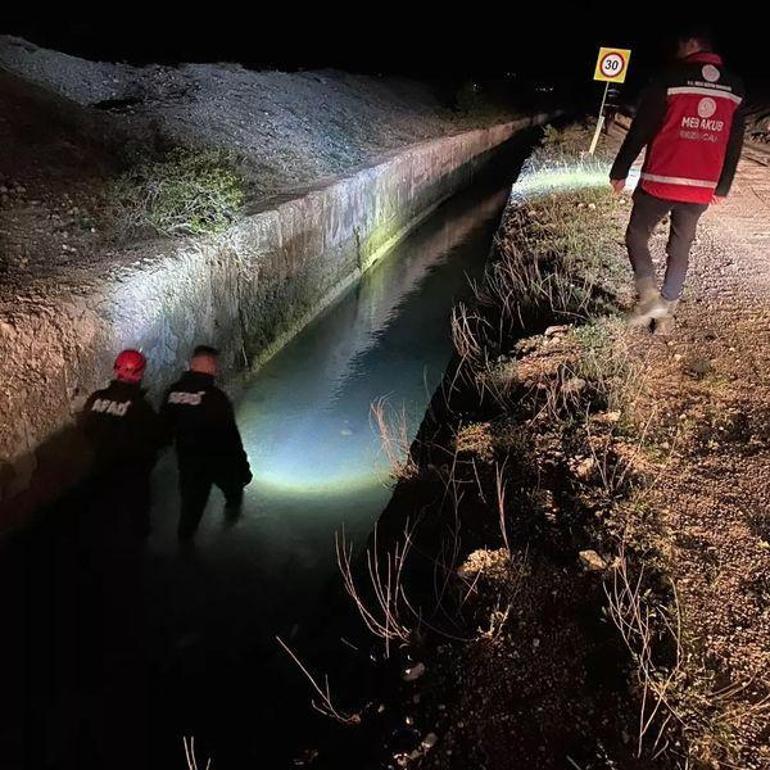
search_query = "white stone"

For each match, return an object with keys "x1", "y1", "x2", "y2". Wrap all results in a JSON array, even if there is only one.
[{"x1": 579, "y1": 550, "x2": 607, "y2": 571}]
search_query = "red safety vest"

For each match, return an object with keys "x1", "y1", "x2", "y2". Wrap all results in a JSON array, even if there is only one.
[{"x1": 640, "y1": 53, "x2": 743, "y2": 204}]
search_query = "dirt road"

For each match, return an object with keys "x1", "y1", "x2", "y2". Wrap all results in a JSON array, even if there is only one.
[{"x1": 625, "y1": 141, "x2": 770, "y2": 767}]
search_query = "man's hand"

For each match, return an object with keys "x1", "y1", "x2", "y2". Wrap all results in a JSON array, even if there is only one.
[
  {"x1": 711, "y1": 194, "x2": 726, "y2": 205},
  {"x1": 610, "y1": 178, "x2": 626, "y2": 194}
]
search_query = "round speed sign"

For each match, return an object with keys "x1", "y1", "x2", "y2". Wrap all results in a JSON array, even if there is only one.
[
  {"x1": 600, "y1": 52, "x2": 625, "y2": 79},
  {"x1": 593, "y1": 47, "x2": 631, "y2": 83}
]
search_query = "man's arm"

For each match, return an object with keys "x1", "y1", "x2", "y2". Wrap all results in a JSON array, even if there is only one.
[
  {"x1": 214, "y1": 390, "x2": 252, "y2": 482},
  {"x1": 610, "y1": 78, "x2": 668, "y2": 183},
  {"x1": 715, "y1": 101, "x2": 746, "y2": 198}
]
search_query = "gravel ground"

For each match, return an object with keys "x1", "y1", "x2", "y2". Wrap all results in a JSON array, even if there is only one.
[
  {"x1": 0, "y1": 35, "x2": 508, "y2": 191},
  {"x1": 618, "y1": 139, "x2": 770, "y2": 768},
  {"x1": 0, "y1": 35, "x2": 518, "y2": 301},
  {"x1": 747, "y1": 106, "x2": 770, "y2": 144}
]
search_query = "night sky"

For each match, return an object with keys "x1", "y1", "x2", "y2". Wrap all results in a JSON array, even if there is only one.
[{"x1": 1, "y1": 4, "x2": 765, "y2": 95}]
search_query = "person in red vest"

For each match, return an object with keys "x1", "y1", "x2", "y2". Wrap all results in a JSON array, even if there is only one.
[{"x1": 610, "y1": 25, "x2": 745, "y2": 334}]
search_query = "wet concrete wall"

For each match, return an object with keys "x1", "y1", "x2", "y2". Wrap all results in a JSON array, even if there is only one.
[{"x1": 0, "y1": 115, "x2": 546, "y2": 521}]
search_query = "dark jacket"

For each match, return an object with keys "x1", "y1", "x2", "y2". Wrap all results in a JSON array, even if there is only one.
[
  {"x1": 161, "y1": 371, "x2": 251, "y2": 481},
  {"x1": 611, "y1": 52, "x2": 745, "y2": 203},
  {"x1": 80, "y1": 380, "x2": 162, "y2": 470}
]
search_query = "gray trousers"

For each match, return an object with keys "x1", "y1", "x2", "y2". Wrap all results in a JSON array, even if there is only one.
[{"x1": 625, "y1": 187, "x2": 709, "y2": 301}]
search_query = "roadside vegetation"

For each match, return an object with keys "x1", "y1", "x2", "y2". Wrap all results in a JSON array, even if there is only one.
[
  {"x1": 339, "y1": 125, "x2": 769, "y2": 770},
  {"x1": 111, "y1": 147, "x2": 245, "y2": 239}
]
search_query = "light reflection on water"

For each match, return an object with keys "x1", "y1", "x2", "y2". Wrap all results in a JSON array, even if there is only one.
[{"x1": 215, "y1": 187, "x2": 510, "y2": 566}]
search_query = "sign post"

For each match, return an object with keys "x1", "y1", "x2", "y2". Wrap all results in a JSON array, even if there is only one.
[{"x1": 589, "y1": 47, "x2": 631, "y2": 155}]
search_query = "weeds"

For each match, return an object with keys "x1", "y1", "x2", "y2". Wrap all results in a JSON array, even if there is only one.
[
  {"x1": 574, "y1": 318, "x2": 646, "y2": 415},
  {"x1": 604, "y1": 548, "x2": 770, "y2": 767},
  {"x1": 604, "y1": 550, "x2": 683, "y2": 758},
  {"x1": 335, "y1": 524, "x2": 415, "y2": 659},
  {"x1": 112, "y1": 146, "x2": 245, "y2": 238},
  {"x1": 370, "y1": 397, "x2": 418, "y2": 482},
  {"x1": 275, "y1": 636, "x2": 361, "y2": 725},
  {"x1": 183, "y1": 737, "x2": 211, "y2": 770},
  {"x1": 495, "y1": 180, "x2": 628, "y2": 317},
  {"x1": 538, "y1": 122, "x2": 614, "y2": 162},
  {"x1": 350, "y1": 126, "x2": 766, "y2": 766},
  {"x1": 454, "y1": 421, "x2": 495, "y2": 462}
]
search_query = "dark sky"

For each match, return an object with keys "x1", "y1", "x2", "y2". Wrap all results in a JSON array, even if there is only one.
[{"x1": 1, "y1": 4, "x2": 765, "y2": 91}]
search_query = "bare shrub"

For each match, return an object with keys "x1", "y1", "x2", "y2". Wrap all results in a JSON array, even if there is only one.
[
  {"x1": 183, "y1": 737, "x2": 211, "y2": 770},
  {"x1": 113, "y1": 147, "x2": 245, "y2": 238},
  {"x1": 275, "y1": 636, "x2": 361, "y2": 725},
  {"x1": 370, "y1": 397, "x2": 418, "y2": 482},
  {"x1": 336, "y1": 524, "x2": 415, "y2": 659}
]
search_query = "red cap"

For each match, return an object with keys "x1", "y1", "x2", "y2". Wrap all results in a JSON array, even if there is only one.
[{"x1": 114, "y1": 349, "x2": 146, "y2": 384}]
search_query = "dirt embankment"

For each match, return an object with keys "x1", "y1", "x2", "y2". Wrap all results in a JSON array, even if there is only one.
[
  {"x1": 361, "y1": 126, "x2": 769, "y2": 770},
  {"x1": 0, "y1": 34, "x2": 519, "y2": 295},
  {"x1": 0, "y1": 36, "x2": 542, "y2": 514}
]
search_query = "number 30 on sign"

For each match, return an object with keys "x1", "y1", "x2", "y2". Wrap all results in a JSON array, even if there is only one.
[{"x1": 593, "y1": 47, "x2": 631, "y2": 83}]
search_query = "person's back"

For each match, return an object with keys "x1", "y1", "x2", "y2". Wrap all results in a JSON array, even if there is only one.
[
  {"x1": 162, "y1": 346, "x2": 251, "y2": 540},
  {"x1": 612, "y1": 52, "x2": 745, "y2": 205},
  {"x1": 163, "y1": 369, "x2": 242, "y2": 462},
  {"x1": 609, "y1": 25, "x2": 745, "y2": 335},
  {"x1": 80, "y1": 349, "x2": 161, "y2": 536},
  {"x1": 82, "y1": 379, "x2": 159, "y2": 470}
]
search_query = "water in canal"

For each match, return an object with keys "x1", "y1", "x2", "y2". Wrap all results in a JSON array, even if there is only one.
[{"x1": 1, "y1": 136, "x2": 534, "y2": 769}]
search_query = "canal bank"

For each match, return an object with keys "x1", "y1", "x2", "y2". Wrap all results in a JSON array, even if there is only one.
[
  {"x1": 0, "y1": 113, "x2": 548, "y2": 523},
  {"x1": 0, "y1": 133, "x2": 540, "y2": 769}
]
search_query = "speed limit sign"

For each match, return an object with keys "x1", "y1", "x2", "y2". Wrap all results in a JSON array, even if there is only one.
[
  {"x1": 593, "y1": 47, "x2": 631, "y2": 83},
  {"x1": 588, "y1": 46, "x2": 632, "y2": 154}
]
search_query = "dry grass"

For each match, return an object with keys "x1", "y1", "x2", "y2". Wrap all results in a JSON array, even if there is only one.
[
  {"x1": 183, "y1": 737, "x2": 212, "y2": 770},
  {"x1": 335, "y1": 523, "x2": 415, "y2": 659},
  {"x1": 494, "y1": 460, "x2": 512, "y2": 558},
  {"x1": 491, "y1": 181, "x2": 629, "y2": 322},
  {"x1": 436, "y1": 131, "x2": 768, "y2": 766},
  {"x1": 275, "y1": 636, "x2": 362, "y2": 725},
  {"x1": 604, "y1": 549, "x2": 683, "y2": 759},
  {"x1": 364, "y1": 127, "x2": 769, "y2": 769},
  {"x1": 454, "y1": 421, "x2": 495, "y2": 462},
  {"x1": 370, "y1": 396, "x2": 419, "y2": 482},
  {"x1": 604, "y1": 541, "x2": 770, "y2": 769}
]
